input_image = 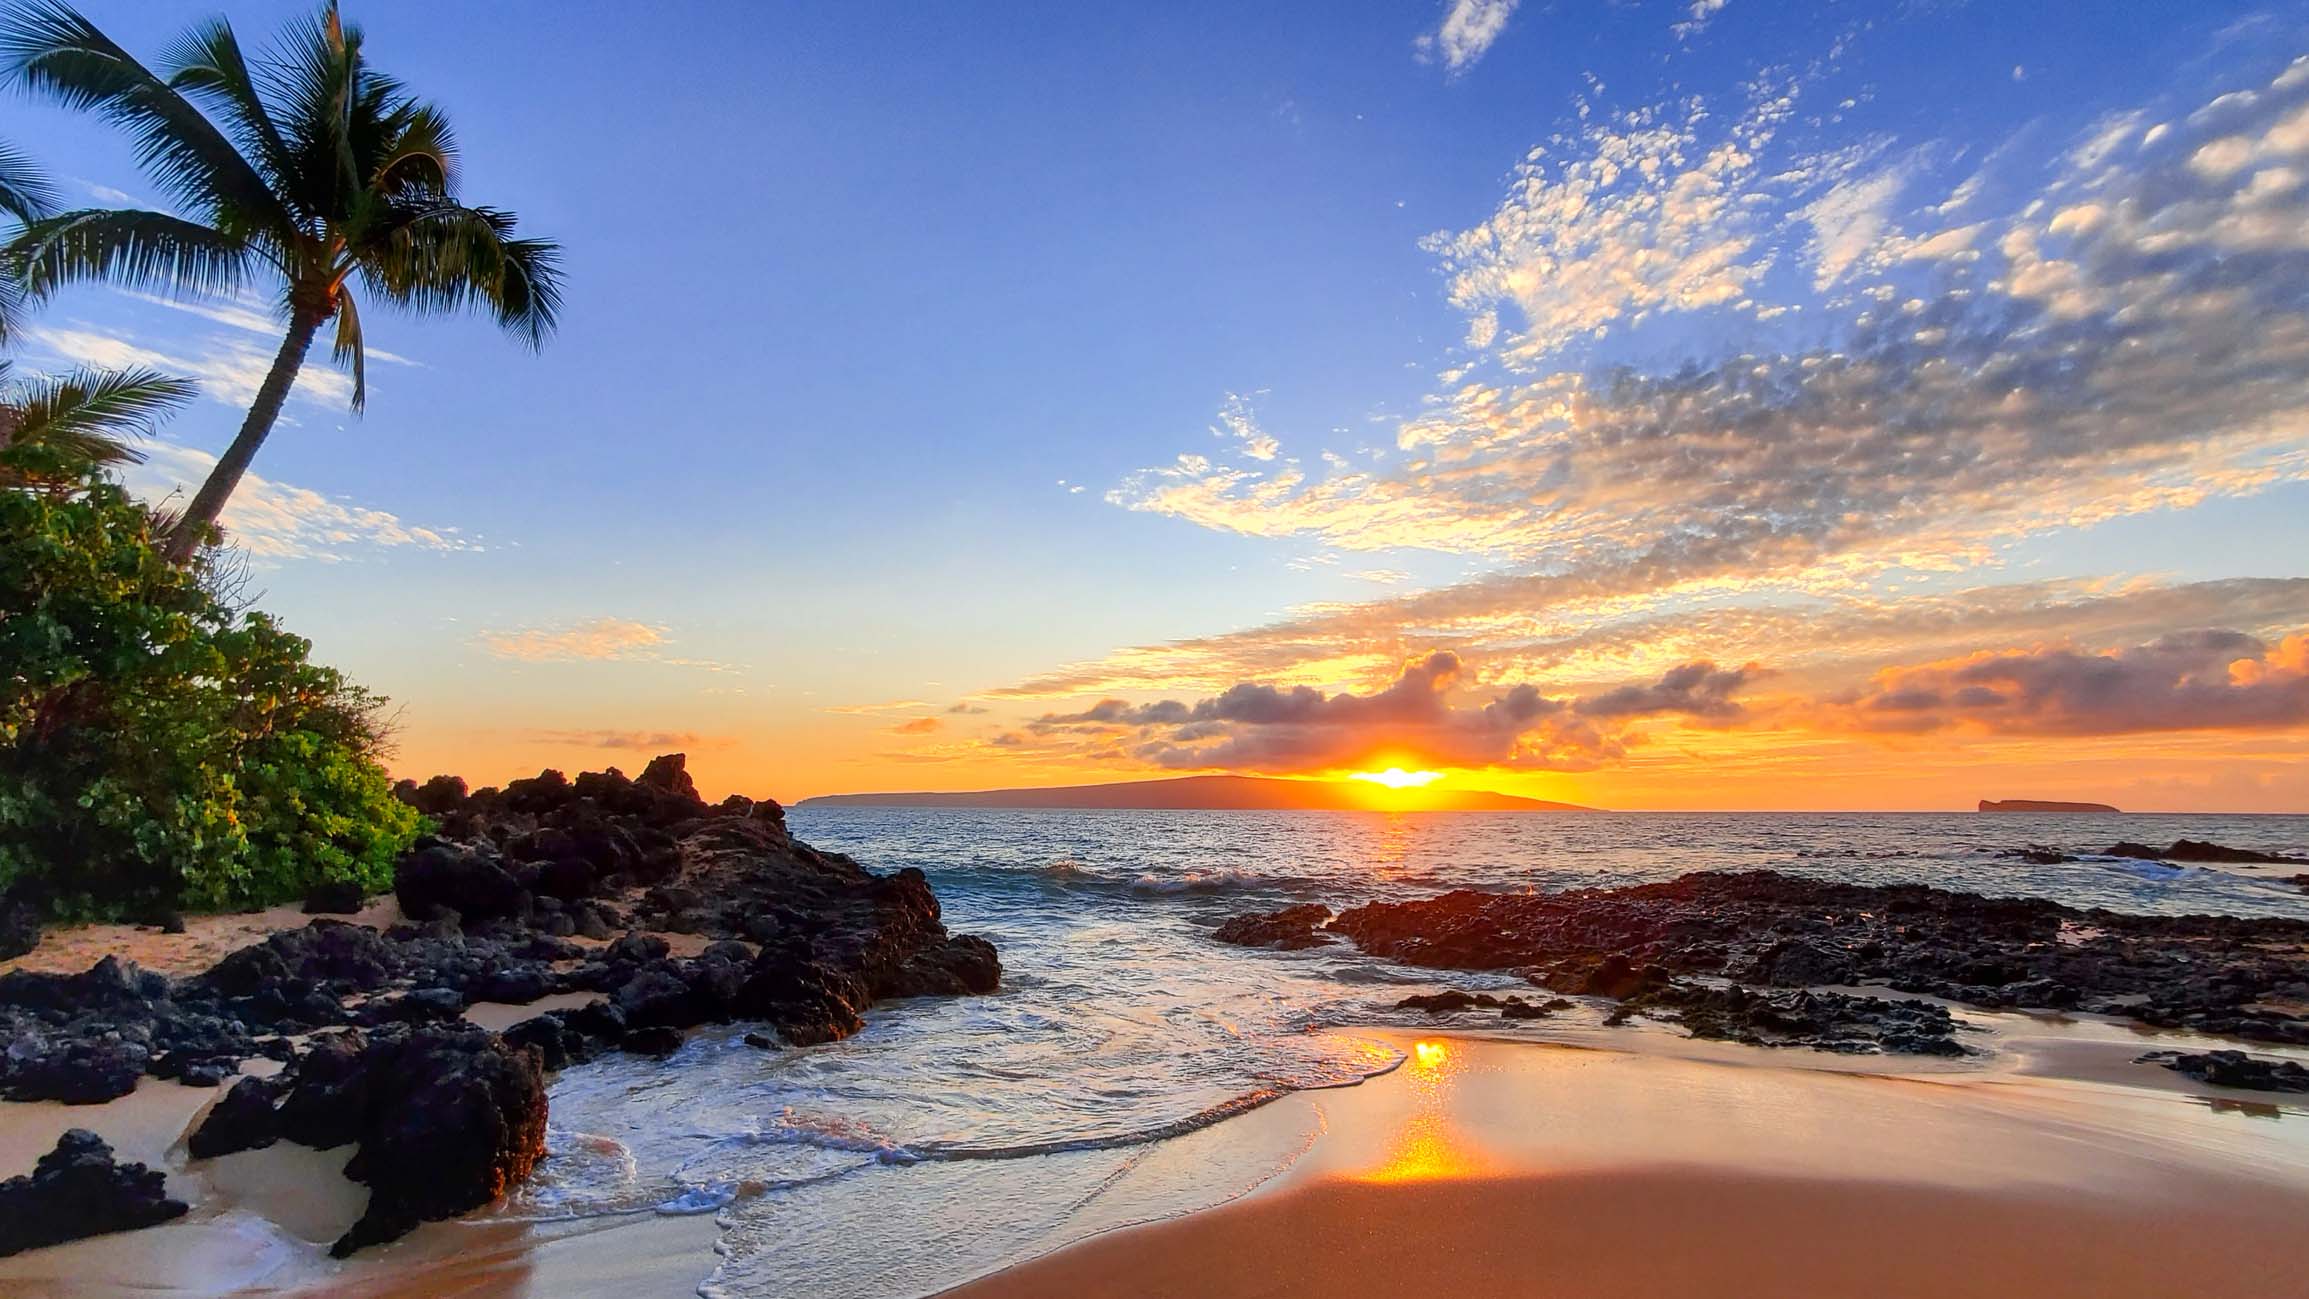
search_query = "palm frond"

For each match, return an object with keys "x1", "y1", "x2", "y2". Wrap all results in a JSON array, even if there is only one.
[
  {"x1": 161, "y1": 16, "x2": 299, "y2": 215},
  {"x1": 360, "y1": 202, "x2": 563, "y2": 347},
  {"x1": 332, "y1": 280, "x2": 365, "y2": 411},
  {"x1": 0, "y1": 135, "x2": 56, "y2": 222},
  {"x1": 5, "y1": 206, "x2": 254, "y2": 300},
  {"x1": 0, "y1": 0, "x2": 290, "y2": 237},
  {"x1": 371, "y1": 102, "x2": 455, "y2": 196},
  {"x1": 271, "y1": 2, "x2": 374, "y2": 219},
  {"x1": 1, "y1": 363, "x2": 197, "y2": 469}
]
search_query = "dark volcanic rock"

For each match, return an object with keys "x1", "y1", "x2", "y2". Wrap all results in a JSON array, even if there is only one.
[
  {"x1": 1622, "y1": 983, "x2": 1970, "y2": 1056},
  {"x1": 395, "y1": 844, "x2": 525, "y2": 925},
  {"x1": 1214, "y1": 903, "x2": 1336, "y2": 950},
  {"x1": 2162, "y1": 839, "x2": 2309, "y2": 865},
  {"x1": 187, "y1": 1075, "x2": 286, "y2": 1158},
  {"x1": 302, "y1": 881, "x2": 367, "y2": 915},
  {"x1": 1320, "y1": 870, "x2": 2309, "y2": 1048},
  {"x1": 2139, "y1": 1048, "x2": 2309, "y2": 1092},
  {"x1": 2, "y1": 752, "x2": 998, "y2": 1251},
  {"x1": 0, "y1": 1130, "x2": 186, "y2": 1257},
  {"x1": 328, "y1": 1024, "x2": 548, "y2": 1256},
  {"x1": 1, "y1": 896, "x2": 40, "y2": 961},
  {"x1": 2102, "y1": 839, "x2": 2307, "y2": 865},
  {"x1": 1394, "y1": 990, "x2": 1568, "y2": 1019},
  {"x1": 1998, "y1": 845, "x2": 2075, "y2": 865}
]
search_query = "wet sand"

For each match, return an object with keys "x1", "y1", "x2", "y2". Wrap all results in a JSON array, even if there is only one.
[
  {"x1": 940, "y1": 1030, "x2": 2309, "y2": 1299},
  {"x1": 6, "y1": 1013, "x2": 2308, "y2": 1298}
]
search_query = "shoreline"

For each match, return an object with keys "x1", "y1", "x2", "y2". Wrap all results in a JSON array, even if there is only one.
[
  {"x1": 5, "y1": 1013, "x2": 2306, "y2": 1298},
  {"x1": 939, "y1": 1028, "x2": 2309, "y2": 1299}
]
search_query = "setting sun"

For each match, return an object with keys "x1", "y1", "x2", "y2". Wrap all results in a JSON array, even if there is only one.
[{"x1": 1352, "y1": 768, "x2": 1445, "y2": 790}]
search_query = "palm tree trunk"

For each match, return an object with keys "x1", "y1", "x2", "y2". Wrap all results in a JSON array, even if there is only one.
[{"x1": 162, "y1": 309, "x2": 325, "y2": 564}]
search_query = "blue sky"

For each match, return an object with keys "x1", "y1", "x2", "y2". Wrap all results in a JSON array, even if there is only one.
[{"x1": 12, "y1": 0, "x2": 2309, "y2": 808}]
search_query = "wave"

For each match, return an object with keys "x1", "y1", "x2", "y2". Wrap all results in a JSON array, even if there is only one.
[{"x1": 1125, "y1": 868, "x2": 1269, "y2": 896}]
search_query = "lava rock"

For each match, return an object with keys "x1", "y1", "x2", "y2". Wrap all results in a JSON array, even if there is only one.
[
  {"x1": 329, "y1": 1024, "x2": 548, "y2": 1256},
  {"x1": 1624, "y1": 982, "x2": 1970, "y2": 1056},
  {"x1": 1214, "y1": 904, "x2": 1336, "y2": 950},
  {"x1": 2138, "y1": 1048, "x2": 2309, "y2": 1092},
  {"x1": 895, "y1": 935, "x2": 1002, "y2": 996},
  {"x1": 0, "y1": 1130, "x2": 186, "y2": 1257},
  {"x1": 188, "y1": 1075, "x2": 285, "y2": 1158},
  {"x1": 1316, "y1": 870, "x2": 2309, "y2": 1048},
  {"x1": 620, "y1": 1025, "x2": 684, "y2": 1057},
  {"x1": 301, "y1": 881, "x2": 367, "y2": 915},
  {"x1": 0, "y1": 897, "x2": 41, "y2": 962},
  {"x1": 395, "y1": 845, "x2": 525, "y2": 926}
]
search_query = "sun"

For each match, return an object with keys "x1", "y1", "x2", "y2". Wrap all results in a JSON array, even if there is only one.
[{"x1": 1351, "y1": 767, "x2": 1444, "y2": 790}]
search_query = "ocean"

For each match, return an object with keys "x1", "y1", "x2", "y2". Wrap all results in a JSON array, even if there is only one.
[{"x1": 494, "y1": 809, "x2": 2309, "y2": 1298}]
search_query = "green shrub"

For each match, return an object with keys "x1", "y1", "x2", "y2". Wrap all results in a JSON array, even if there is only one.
[{"x1": 0, "y1": 461, "x2": 419, "y2": 918}]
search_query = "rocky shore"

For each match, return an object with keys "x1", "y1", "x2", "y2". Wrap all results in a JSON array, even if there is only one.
[
  {"x1": 1219, "y1": 864, "x2": 2309, "y2": 1062},
  {"x1": 0, "y1": 754, "x2": 998, "y2": 1257}
]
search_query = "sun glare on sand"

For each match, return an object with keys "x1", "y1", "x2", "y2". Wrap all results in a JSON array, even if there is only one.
[{"x1": 1351, "y1": 768, "x2": 1444, "y2": 790}]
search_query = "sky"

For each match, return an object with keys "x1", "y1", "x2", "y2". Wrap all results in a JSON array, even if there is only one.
[{"x1": 10, "y1": 0, "x2": 2309, "y2": 811}]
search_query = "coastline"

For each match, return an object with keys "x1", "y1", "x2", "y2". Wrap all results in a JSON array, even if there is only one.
[
  {"x1": 941, "y1": 1028, "x2": 2309, "y2": 1299},
  {"x1": 7, "y1": 1010, "x2": 2307, "y2": 1298}
]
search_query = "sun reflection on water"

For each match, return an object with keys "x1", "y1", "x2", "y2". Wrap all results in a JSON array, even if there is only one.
[{"x1": 1357, "y1": 1039, "x2": 1494, "y2": 1184}]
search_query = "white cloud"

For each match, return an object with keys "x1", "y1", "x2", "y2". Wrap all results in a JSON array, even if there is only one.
[
  {"x1": 1082, "y1": 48, "x2": 2309, "y2": 703},
  {"x1": 123, "y1": 443, "x2": 479, "y2": 563},
  {"x1": 1421, "y1": 84, "x2": 1799, "y2": 366},
  {"x1": 1673, "y1": 0, "x2": 1729, "y2": 40},
  {"x1": 114, "y1": 290, "x2": 422, "y2": 367},
  {"x1": 21, "y1": 323, "x2": 352, "y2": 408},
  {"x1": 1416, "y1": 0, "x2": 1519, "y2": 74},
  {"x1": 1211, "y1": 393, "x2": 1280, "y2": 460},
  {"x1": 477, "y1": 618, "x2": 671, "y2": 663}
]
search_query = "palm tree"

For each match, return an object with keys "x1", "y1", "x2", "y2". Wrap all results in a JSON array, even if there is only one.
[
  {"x1": 0, "y1": 135, "x2": 56, "y2": 342},
  {"x1": 0, "y1": 137, "x2": 194, "y2": 484},
  {"x1": 0, "y1": 1, "x2": 564, "y2": 561},
  {"x1": 0, "y1": 358, "x2": 196, "y2": 486}
]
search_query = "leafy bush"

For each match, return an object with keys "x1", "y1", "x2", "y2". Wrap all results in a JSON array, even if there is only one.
[{"x1": 0, "y1": 461, "x2": 419, "y2": 918}]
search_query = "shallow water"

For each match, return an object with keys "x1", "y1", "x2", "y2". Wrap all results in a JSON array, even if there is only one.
[{"x1": 490, "y1": 809, "x2": 2309, "y2": 1298}]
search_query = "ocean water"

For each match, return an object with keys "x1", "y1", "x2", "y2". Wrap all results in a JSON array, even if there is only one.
[{"x1": 496, "y1": 810, "x2": 2309, "y2": 1298}]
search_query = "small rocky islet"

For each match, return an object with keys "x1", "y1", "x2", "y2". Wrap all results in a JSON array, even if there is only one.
[
  {"x1": 1218, "y1": 854, "x2": 2309, "y2": 1067},
  {"x1": 0, "y1": 753, "x2": 999, "y2": 1258}
]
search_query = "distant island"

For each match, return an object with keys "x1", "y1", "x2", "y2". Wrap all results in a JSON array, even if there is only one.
[
  {"x1": 1979, "y1": 799, "x2": 2122, "y2": 813},
  {"x1": 796, "y1": 774, "x2": 1600, "y2": 812}
]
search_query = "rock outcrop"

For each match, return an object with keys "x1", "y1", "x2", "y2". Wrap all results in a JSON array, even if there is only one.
[
  {"x1": 2138, "y1": 1048, "x2": 2309, "y2": 1093},
  {"x1": 0, "y1": 754, "x2": 998, "y2": 1254},
  {"x1": 2104, "y1": 839, "x2": 2309, "y2": 865},
  {"x1": 1214, "y1": 903, "x2": 1335, "y2": 950},
  {"x1": 0, "y1": 1130, "x2": 185, "y2": 1257},
  {"x1": 1218, "y1": 869, "x2": 2309, "y2": 1052}
]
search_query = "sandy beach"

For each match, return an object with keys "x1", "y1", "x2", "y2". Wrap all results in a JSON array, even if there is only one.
[
  {"x1": 6, "y1": 1007, "x2": 2307, "y2": 1299},
  {"x1": 943, "y1": 1029, "x2": 2309, "y2": 1299}
]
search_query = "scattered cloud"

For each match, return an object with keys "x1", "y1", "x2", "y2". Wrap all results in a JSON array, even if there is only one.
[
  {"x1": 889, "y1": 717, "x2": 945, "y2": 735},
  {"x1": 530, "y1": 729, "x2": 734, "y2": 752},
  {"x1": 1672, "y1": 0, "x2": 1730, "y2": 41},
  {"x1": 123, "y1": 443, "x2": 479, "y2": 562},
  {"x1": 20, "y1": 323, "x2": 353, "y2": 408},
  {"x1": 1418, "y1": 82, "x2": 1799, "y2": 365},
  {"x1": 1416, "y1": 0, "x2": 1519, "y2": 74},
  {"x1": 114, "y1": 289, "x2": 421, "y2": 367},
  {"x1": 473, "y1": 617, "x2": 737, "y2": 673},
  {"x1": 1823, "y1": 630, "x2": 2309, "y2": 736},
  {"x1": 1017, "y1": 650, "x2": 1759, "y2": 774},
  {"x1": 825, "y1": 699, "x2": 935, "y2": 716},
  {"x1": 1087, "y1": 54, "x2": 2309, "y2": 713}
]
